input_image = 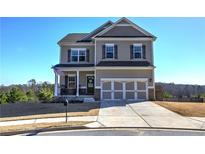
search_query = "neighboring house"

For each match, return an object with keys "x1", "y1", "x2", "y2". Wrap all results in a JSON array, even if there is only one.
[{"x1": 52, "y1": 17, "x2": 157, "y2": 101}]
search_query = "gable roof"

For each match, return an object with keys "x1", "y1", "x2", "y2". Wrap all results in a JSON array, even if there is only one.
[
  {"x1": 58, "y1": 17, "x2": 156, "y2": 45},
  {"x1": 94, "y1": 17, "x2": 156, "y2": 39},
  {"x1": 58, "y1": 33, "x2": 89, "y2": 44},
  {"x1": 96, "y1": 26, "x2": 152, "y2": 38},
  {"x1": 79, "y1": 21, "x2": 113, "y2": 42}
]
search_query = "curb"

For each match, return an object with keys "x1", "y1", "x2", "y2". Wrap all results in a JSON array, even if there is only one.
[{"x1": 2, "y1": 126, "x2": 205, "y2": 136}]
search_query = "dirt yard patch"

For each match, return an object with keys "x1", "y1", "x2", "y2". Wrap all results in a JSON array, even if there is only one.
[
  {"x1": 0, "y1": 102, "x2": 100, "y2": 122},
  {"x1": 155, "y1": 101, "x2": 205, "y2": 117},
  {"x1": 0, "y1": 121, "x2": 90, "y2": 134}
]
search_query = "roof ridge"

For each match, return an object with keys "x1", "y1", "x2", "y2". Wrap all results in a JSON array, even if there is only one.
[
  {"x1": 68, "y1": 33, "x2": 89, "y2": 34},
  {"x1": 80, "y1": 20, "x2": 113, "y2": 41}
]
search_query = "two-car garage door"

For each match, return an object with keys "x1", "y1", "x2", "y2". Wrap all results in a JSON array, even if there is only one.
[{"x1": 101, "y1": 78, "x2": 148, "y2": 100}]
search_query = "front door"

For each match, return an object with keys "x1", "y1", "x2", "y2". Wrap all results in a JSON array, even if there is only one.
[{"x1": 87, "y1": 76, "x2": 94, "y2": 95}]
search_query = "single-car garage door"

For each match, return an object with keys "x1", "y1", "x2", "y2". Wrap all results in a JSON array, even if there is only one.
[{"x1": 101, "y1": 78, "x2": 148, "y2": 100}]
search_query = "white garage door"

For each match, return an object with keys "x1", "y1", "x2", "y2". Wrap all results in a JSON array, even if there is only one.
[{"x1": 101, "y1": 78, "x2": 148, "y2": 100}]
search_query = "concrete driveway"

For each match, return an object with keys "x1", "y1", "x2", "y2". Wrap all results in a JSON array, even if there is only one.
[{"x1": 96, "y1": 101, "x2": 204, "y2": 129}]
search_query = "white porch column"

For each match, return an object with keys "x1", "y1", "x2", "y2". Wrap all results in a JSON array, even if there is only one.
[
  {"x1": 146, "y1": 81, "x2": 148, "y2": 100},
  {"x1": 76, "y1": 70, "x2": 79, "y2": 96},
  {"x1": 54, "y1": 72, "x2": 59, "y2": 96},
  {"x1": 122, "y1": 82, "x2": 126, "y2": 100},
  {"x1": 111, "y1": 81, "x2": 114, "y2": 100}
]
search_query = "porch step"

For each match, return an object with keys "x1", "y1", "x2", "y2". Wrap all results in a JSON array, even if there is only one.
[{"x1": 83, "y1": 97, "x2": 95, "y2": 103}]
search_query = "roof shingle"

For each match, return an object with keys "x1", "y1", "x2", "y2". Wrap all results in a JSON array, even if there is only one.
[
  {"x1": 58, "y1": 33, "x2": 89, "y2": 44},
  {"x1": 96, "y1": 61, "x2": 152, "y2": 67}
]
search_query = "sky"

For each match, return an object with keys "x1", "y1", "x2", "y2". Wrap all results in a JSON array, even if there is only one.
[{"x1": 0, "y1": 17, "x2": 205, "y2": 85}]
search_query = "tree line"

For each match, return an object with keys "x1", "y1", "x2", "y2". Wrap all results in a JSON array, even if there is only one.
[
  {"x1": 156, "y1": 82, "x2": 205, "y2": 98},
  {"x1": 0, "y1": 79, "x2": 54, "y2": 104}
]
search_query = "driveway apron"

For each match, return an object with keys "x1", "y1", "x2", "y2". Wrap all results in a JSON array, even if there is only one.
[
  {"x1": 97, "y1": 101, "x2": 204, "y2": 129},
  {"x1": 97, "y1": 101, "x2": 150, "y2": 127}
]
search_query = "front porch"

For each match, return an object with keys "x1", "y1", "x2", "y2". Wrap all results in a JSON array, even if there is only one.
[{"x1": 54, "y1": 68, "x2": 95, "y2": 97}]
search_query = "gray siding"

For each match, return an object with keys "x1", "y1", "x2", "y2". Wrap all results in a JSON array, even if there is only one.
[
  {"x1": 96, "y1": 69, "x2": 154, "y2": 87},
  {"x1": 95, "y1": 40, "x2": 153, "y2": 65}
]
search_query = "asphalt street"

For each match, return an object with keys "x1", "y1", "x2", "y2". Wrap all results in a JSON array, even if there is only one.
[{"x1": 31, "y1": 128, "x2": 205, "y2": 136}]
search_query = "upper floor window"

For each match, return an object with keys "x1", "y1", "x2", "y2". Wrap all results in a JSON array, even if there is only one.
[
  {"x1": 105, "y1": 44, "x2": 114, "y2": 59},
  {"x1": 71, "y1": 48, "x2": 86, "y2": 62},
  {"x1": 133, "y1": 44, "x2": 142, "y2": 59}
]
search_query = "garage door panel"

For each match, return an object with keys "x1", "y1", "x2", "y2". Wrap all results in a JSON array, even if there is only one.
[
  {"x1": 137, "y1": 82, "x2": 146, "y2": 90},
  {"x1": 126, "y1": 82, "x2": 134, "y2": 90},
  {"x1": 102, "y1": 92, "x2": 111, "y2": 99},
  {"x1": 114, "y1": 81, "x2": 123, "y2": 90},
  {"x1": 138, "y1": 92, "x2": 146, "y2": 99},
  {"x1": 126, "y1": 92, "x2": 135, "y2": 99},
  {"x1": 102, "y1": 81, "x2": 111, "y2": 90},
  {"x1": 114, "y1": 92, "x2": 123, "y2": 99}
]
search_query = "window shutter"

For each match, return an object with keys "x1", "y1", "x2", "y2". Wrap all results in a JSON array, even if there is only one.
[
  {"x1": 114, "y1": 45, "x2": 118, "y2": 59},
  {"x1": 102, "y1": 45, "x2": 105, "y2": 59},
  {"x1": 130, "y1": 45, "x2": 133, "y2": 59},
  {"x1": 142, "y1": 45, "x2": 146, "y2": 59},
  {"x1": 68, "y1": 49, "x2": 71, "y2": 62},
  {"x1": 86, "y1": 49, "x2": 90, "y2": 62},
  {"x1": 65, "y1": 75, "x2": 68, "y2": 88}
]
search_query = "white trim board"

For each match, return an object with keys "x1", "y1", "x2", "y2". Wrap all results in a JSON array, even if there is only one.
[
  {"x1": 95, "y1": 86, "x2": 101, "y2": 89},
  {"x1": 55, "y1": 66, "x2": 154, "y2": 71},
  {"x1": 96, "y1": 66, "x2": 154, "y2": 70},
  {"x1": 94, "y1": 37, "x2": 154, "y2": 41},
  {"x1": 148, "y1": 86, "x2": 155, "y2": 89},
  {"x1": 94, "y1": 39, "x2": 97, "y2": 65},
  {"x1": 101, "y1": 78, "x2": 148, "y2": 82}
]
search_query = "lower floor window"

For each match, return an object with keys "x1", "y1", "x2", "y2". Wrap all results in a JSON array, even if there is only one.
[{"x1": 68, "y1": 76, "x2": 76, "y2": 89}]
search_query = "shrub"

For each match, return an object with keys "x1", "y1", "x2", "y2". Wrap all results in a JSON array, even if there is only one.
[
  {"x1": 38, "y1": 87, "x2": 53, "y2": 102},
  {"x1": 7, "y1": 87, "x2": 28, "y2": 103},
  {"x1": 199, "y1": 93, "x2": 205, "y2": 98},
  {"x1": 26, "y1": 89, "x2": 38, "y2": 102},
  {"x1": 163, "y1": 91, "x2": 173, "y2": 98},
  {"x1": 192, "y1": 93, "x2": 205, "y2": 99},
  {"x1": 0, "y1": 92, "x2": 8, "y2": 104}
]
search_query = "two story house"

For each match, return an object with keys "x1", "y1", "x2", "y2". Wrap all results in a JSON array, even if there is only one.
[{"x1": 52, "y1": 17, "x2": 156, "y2": 101}]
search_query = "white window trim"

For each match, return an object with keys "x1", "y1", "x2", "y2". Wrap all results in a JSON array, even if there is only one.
[
  {"x1": 71, "y1": 48, "x2": 86, "y2": 62},
  {"x1": 105, "y1": 44, "x2": 115, "y2": 59},
  {"x1": 67, "y1": 74, "x2": 76, "y2": 89},
  {"x1": 133, "y1": 43, "x2": 143, "y2": 59}
]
